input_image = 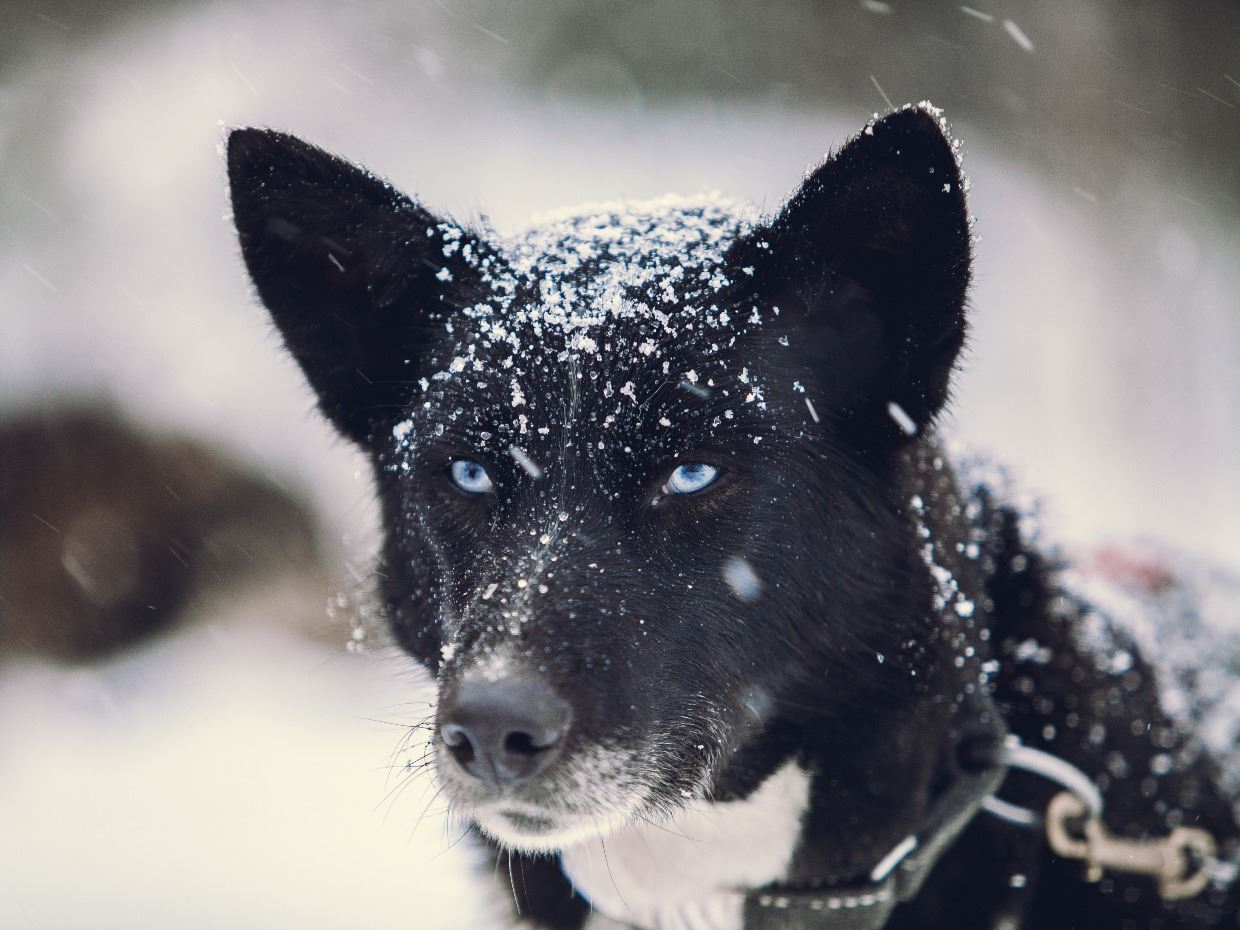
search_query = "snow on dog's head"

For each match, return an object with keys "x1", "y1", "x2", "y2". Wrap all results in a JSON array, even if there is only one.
[{"x1": 227, "y1": 104, "x2": 972, "y2": 851}]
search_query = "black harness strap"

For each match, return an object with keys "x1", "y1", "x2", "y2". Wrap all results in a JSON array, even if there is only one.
[
  {"x1": 743, "y1": 715, "x2": 1011, "y2": 930},
  {"x1": 743, "y1": 878, "x2": 897, "y2": 930},
  {"x1": 743, "y1": 752, "x2": 1007, "y2": 929}
]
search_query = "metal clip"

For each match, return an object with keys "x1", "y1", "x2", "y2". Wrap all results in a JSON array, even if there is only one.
[{"x1": 1045, "y1": 791, "x2": 1217, "y2": 900}]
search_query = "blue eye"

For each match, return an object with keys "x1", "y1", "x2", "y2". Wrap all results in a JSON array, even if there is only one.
[
  {"x1": 665, "y1": 462, "x2": 720, "y2": 495},
  {"x1": 448, "y1": 459, "x2": 494, "y2": 494}
]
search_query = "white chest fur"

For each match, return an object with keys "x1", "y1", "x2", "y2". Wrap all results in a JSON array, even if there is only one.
[{"x1": 560, "y1": 762, "x2": 811, "y2": 930}]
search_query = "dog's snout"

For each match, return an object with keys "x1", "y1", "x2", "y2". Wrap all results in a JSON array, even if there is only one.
[{"x1": 440, "y1": 674, "x2": 571, "y2": 788}]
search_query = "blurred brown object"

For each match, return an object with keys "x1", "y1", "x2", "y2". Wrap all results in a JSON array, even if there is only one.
[{"x1": 0, "y1": 407, "x2": 330, "y2": 661}]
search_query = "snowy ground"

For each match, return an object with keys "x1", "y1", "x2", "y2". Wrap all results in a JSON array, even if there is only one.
[
  {"x1": 0, "y1": 616, "x2": 506, "y2": 930},
  {"x1": 2, "y1": 2, "x2": 1237, "y2": 928}
]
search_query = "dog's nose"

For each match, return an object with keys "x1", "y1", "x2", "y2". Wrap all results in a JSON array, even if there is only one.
[{"x1": 439, "y1": 674, "x2": 571, "y2": 788}]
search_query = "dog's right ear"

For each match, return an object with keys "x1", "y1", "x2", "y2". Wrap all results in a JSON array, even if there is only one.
[{"x1": 227, "y1": 129, "x2": 490, "y2": 447}]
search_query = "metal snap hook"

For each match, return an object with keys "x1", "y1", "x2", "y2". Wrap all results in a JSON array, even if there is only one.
[{"x1": 1045, "y1": 791, "x2": 1217, "y2": 901}]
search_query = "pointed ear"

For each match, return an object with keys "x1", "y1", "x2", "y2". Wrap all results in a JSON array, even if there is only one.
[
  {"x1": 227, "y1": 129, "x2": 492, "y2": 447},
  {"x1": 740, "y1": 105, "x2": 971, "y2": 441}
]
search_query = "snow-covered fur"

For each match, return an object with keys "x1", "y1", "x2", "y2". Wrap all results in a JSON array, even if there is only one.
[{"x1": 227, "y1": 105, "x2": 1239, "y2": 929}]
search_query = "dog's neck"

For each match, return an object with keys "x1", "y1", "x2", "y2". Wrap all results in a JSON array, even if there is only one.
[{"x1": 560, "y1": 760, "x2": 811, "y2": 930}]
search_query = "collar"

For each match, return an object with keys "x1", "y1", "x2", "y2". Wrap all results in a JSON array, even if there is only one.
[
  {"x1": 742, "y1": 733, "x2": 1008, "y2": 930},
  {"x1": 574, "y1": 731, "x2": 1007, "y2": 930}
]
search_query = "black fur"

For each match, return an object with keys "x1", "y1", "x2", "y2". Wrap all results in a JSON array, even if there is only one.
[{"x1": 228, "y1": 107, "x2": 1239, "y2": 929}]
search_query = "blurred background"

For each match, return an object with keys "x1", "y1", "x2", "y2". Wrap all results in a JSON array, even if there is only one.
[{"x1": 1, "y1": 1, "x2": 1237, "y2": 927}]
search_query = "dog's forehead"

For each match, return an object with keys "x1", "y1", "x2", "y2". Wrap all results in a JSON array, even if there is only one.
[
  {"x1": 396, "y1": 195, "x2": 779, "y2": 464},
  {"x1": 504, "y1": 193, "x2": 749, "y2": 299},
  {"x1": 472, "y1": 193, "x2": 756, "y2": 367}
]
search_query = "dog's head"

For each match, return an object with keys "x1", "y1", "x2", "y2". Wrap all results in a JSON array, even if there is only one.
[{"x1": 228, "y1": 105, "x2": 971, "y2": 852}]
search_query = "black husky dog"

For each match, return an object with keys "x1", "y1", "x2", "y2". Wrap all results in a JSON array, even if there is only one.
[{"x1": 227, "y1": 105, "x2": 1238, "y2": 929}]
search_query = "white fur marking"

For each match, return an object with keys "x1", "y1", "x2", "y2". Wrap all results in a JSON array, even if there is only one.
[{"x1": 561, "y1": 761, "x2": 810, "y2": 930}]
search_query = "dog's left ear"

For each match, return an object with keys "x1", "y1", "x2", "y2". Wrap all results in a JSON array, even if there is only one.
[{"x1": 738, "y1": 105, "x2": 971, "y2": 441}]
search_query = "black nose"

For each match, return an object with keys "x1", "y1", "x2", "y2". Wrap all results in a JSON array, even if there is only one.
[{"x1": 439, "y1": 674, "x2": 571, "y2": 789}]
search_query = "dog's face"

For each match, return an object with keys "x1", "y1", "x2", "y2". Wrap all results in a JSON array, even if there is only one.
[{"x1": 228, "y1": 105, "x2": 970, "y2": 852}]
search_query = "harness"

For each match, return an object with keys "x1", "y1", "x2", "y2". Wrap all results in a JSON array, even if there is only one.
[
  {"x1": 741, "y1": 734, "x2": 1219, "y2": 930},
  {"x1": 742, "y1": 734, "x2": 1003, "y2": 930},
  {"x1": 583, "y1": 502, "x2": 1233, "y2": 930}
]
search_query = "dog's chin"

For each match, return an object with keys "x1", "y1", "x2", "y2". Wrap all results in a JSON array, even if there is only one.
[
  {"x1": 434, "y1": 741, "x2": 667, "y2": 852},
  {"x1": 468, "y1": 799, "x2": 642, "y2": 853}
]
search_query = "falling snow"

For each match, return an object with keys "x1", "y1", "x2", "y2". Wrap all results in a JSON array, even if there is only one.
[
  {"x1": 722, "y1": 556, "x2": 763, "y2": 602},
  {"x1": 1002, "y1": 19, "x2": 1035, "y2": 54}
]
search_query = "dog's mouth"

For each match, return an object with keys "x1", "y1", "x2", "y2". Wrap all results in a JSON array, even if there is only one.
[
  {"x1": 493, "y1": 808, "x2": 556, "y2": 835},
  {"x1": 469, "y1": 798, "x2": 642, "y2": 851},
  {"x1": 435, "y1": 741, "x2": 664, "y2": 852}
]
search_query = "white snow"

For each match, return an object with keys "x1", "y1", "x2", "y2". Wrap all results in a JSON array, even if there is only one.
[
  {"x1": 722, "y1": 556, "x2": 763, "y2": 601},
  {"x1": 508, "y1": 444, "x2": 543, "y2": 479},
  {"x1": 959, "y1": 5, "x2": 995, "y2": 22},
  {"x1": 887, "y1": 401, "x2": 918, "y2": 436},
  {"x1": 412, "y1": 193, "x2": 761, "y2": 429},
  {"x1": 1002, "y1": 19, "x2": 1036, "y2": 53}
]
